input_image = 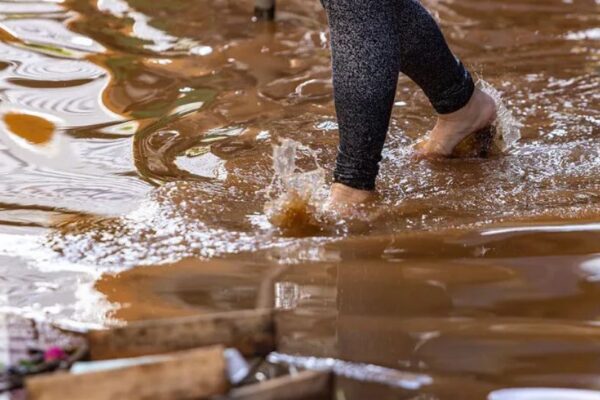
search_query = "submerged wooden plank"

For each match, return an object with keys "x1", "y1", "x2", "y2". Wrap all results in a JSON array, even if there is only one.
[
  {"x1": 26, "y1": 346, "x2": 228, "y2": 400},
  {"x1": 87, "y1": 309, "x2": 275, "y2": 360},
  {"x1": 225, "y1": 370, "x2": 332, "y2": 400}
]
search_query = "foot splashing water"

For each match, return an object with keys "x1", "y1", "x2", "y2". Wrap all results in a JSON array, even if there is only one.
[{"x1": 265, "y1": 81, "x2": 521, "y2": 234}]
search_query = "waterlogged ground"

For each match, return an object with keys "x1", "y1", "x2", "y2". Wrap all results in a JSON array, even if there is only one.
[{"x1": 0, "y1": 0, "x2": 599, "y2": 398}]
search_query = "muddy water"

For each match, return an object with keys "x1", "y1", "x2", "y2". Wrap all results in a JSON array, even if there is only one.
[{"x1": 0, "y1": 0, "x2": 599, "y2": 397}]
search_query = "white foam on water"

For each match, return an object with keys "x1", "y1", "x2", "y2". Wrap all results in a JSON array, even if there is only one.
[{"x1": 267, "y1": 352, "x2": 433, "y2": 390}]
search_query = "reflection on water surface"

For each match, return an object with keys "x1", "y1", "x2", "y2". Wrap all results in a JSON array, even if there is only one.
[{"x1": 0, "y1": 0, "x2": 599, "y2": 397}]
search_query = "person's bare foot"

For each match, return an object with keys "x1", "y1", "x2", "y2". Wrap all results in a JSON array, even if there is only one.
[
  {"x1": 326, "y1": 183, "x2": 374, "y2": 211},
  {"x1": 417, "y1": 88, "x2": 497, "y2": 156}
]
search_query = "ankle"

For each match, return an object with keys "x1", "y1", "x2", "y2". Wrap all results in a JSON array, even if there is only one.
[{"x1": 438, "y1": 88, "x2": 484, "y2": 122}]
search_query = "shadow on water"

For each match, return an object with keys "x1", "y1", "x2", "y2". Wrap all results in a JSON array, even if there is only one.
[{"x1": 0, "y1": 0, "x2": 599, "y2": 397}]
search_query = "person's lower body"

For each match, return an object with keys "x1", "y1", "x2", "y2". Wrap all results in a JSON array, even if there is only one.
[{"x1": 321, "y1": 0, "x2": 496, "y2": 204}]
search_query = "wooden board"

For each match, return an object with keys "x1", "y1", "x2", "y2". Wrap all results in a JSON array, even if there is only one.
[
  {"x1": 226, "y1": 370, "x2": 332, "y2": 400},
  {"x1": 87, "y1": 309, "x2": 275, "y2": 360},
  {"x1": 26, "y1": 346, "x2": 228, "y2": 400}
]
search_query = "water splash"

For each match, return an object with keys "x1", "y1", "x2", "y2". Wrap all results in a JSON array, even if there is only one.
[
  {"x1": 268, "y1": 138, "x2": 325, "y2": 199},
  {"x1": 478, "y1": 80, "x2": 522, "y2": 151},
  {"x1": 264, "y1": 139, "x2": 327, "y2": 235}
]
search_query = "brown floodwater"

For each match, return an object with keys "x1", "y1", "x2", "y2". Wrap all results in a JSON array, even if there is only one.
[{"x1": 0, "y1": 0, "x2": 599, "y2": 397}]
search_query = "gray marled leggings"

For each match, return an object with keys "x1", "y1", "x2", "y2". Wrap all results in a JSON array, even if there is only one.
[{"x1": 322, "y1": 0, "x2": 475, "y2": 190}]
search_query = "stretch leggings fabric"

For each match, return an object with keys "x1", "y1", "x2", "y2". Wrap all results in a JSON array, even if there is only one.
[{"x1": 321, "y1": 0, "x2": 475, "y2": 190}]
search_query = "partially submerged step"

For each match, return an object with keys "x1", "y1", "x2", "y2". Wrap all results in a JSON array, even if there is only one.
[
  {"x1": 26, "y1": 346, "x2": 228, "y2": 400},
  {"x1": 87, "y1": 309, "x2": 275, "y2": 360}
]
